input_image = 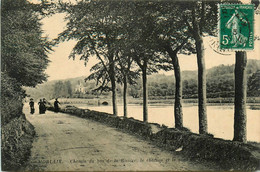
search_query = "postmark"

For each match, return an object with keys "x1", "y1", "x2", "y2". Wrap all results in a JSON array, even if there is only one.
[{"x1": 219, "y1": 4, "x2": 254, "y2": 50}]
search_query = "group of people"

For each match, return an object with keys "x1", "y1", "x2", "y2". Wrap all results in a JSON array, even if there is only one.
[
  {"x1": 39, "y1": 98, "x2": 48, "y2": 114},
  {"x1": 29, "y1": 98, "x2": 60, "y2": 114}
]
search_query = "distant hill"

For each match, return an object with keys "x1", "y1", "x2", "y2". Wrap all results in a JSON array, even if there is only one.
[{"x1": 24, "y1": 59, "x2": 260, "y2": 100}]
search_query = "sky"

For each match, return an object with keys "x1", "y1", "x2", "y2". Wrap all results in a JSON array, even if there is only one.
[
  {"x1": 42, "y1": 13, "x2": 97, "y2": 81},
  {"x1": 41, "y1": 5, "x2": 260, "y2": 81}
]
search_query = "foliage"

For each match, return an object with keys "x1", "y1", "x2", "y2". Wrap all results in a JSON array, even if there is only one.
[
  {"x1": 248, "y1": 70, "x2": 260, "y2": 97},
  {"x1": 56, "y1": 0, "x2": 135, "y2": 115},
  {"x1": 1, "y1": 0, "x2": 52, "y2": 123},
  {"x1": 1, "y1": 73, "x2": 25, "y2": 126},
  {"x1": 1, "y1": 117, "x2": 35, "y2": 171},
  {"x1": 56, "y1": 0, "x2": 127, "y2": 79},
  {"x1": 1, "y1": 0, "x2": 52, "y2": 87},
  {"x1": 52, "y1": 80, "x2": 73, "y2": 98},
  {"x1": 1, "y1": 1, "x2": 52, "y2": 169}
]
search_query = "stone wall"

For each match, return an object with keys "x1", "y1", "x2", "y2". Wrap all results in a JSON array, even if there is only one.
[{"x1": 48, "y1": 105, "x2": 259, "y2": 171}]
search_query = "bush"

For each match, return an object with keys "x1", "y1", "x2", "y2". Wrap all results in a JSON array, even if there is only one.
[
  {"x1": 1, "y1": 116, "x2": 35, "y2": 171},
  {"x1": 1, "y1": 72, "x2": 25, "y2": 126},
  {"x1": 1, "y1": 72, "x2": 36, "y2": 171}
]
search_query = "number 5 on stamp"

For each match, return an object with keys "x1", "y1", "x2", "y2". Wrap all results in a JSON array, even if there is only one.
[{"x1": 219, "y1": 4, "x2": 254, "y2": 50}]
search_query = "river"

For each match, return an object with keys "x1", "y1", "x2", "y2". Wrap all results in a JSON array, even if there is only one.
[{"x1": 77, "y1": 104, "x2": 260, "y2": 142}]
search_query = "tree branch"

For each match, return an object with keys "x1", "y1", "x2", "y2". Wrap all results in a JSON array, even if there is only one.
[{"x1": 87, "y1": 35, "x2": 109, "y2": 74}]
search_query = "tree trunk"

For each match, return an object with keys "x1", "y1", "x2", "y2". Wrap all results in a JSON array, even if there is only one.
[
  {"x1": 195, "y1": 35, "x2": 208, "y2": 134},
  {"x1": 233, "y1": 51, "x2": 247, "y2": 142},
  {"x1": 109, "y1": 57, "x2": 118, "y2": 116},
  {"x1": 166, "y1": 46, "x2": 183, "y2": 129},
  {"x1": 111, "y1": 76, "x2": 118, "y2": 116},
  {"x1": 172, "y1": 55, "x2": 183, "y2": 129},
  {"x1": 123, "y1": 75, "x2": 128, "y2": 117},
  {"x1": 142, "y1": 63, "x2": 148, "y2": 122}
]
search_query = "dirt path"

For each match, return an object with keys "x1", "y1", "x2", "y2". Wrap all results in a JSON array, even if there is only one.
[{"x1": 23, "y1": 105, "x2": 216, "y2": 171}]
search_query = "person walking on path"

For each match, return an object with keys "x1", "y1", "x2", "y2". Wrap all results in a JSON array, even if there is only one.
[
  {"x1": 38, "y1": 99, "x2": 45, "y2": 114},
  {"x1": 54, "y1": 98, "x2": 60, "y2": 113},
  {"x1": 29, "y1": 98, "x2": 35, "y2": 114}
]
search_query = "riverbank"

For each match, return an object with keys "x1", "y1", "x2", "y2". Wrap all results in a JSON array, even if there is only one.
[
  {"x1": 47, "y1": 105, "x2": 260, "y2": 171},
  {"x1": 1, "y1": 114, "x2": 36, "y2": 170}
]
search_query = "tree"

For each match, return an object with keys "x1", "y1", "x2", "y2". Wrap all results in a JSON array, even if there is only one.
[
  {"x1": 1, "y1": 0, "x2": 52, "y2": 170},
  {"x1": 2, "y1": 0, "x2": 52, "y2": 87},
  {"x1": 248, "y1": 70, "x2": 260, "y2": 97},
  {"x1": 65, "y1": 81, "x2": 73, "y2": 97},
  {"x1": 233, "y1": 52, "x2": 247, "y2": 142},
  {"x1": 87, "y1": 50, "x2": 139, "y2": 118},
  {"x1": 52, "y1": 81, "x2": 73, "y2": 98},
  {"x1": 126, "y1": 46, "x2": 157, "y2": 122},
  {"x1": 121, "y1": 1, "x2": 171, "y2": 122},
  {"x1": 178, "y1": 1, "x2": 218, "y2": 134},
  {"x1": 119, "y1": 58, "x2": 131, "y2": 118},
  {"x1": 116, "y1": 53, "x2": 139, "y2": 117},
  {"x1": 129, "y1": 85, "x2": 141, "y2": 98},
  {"x1": 163, "y1": 44, "x2": 185, "y2": 128},
  {"x1": 151, "y1": 2, "x2": 196, "y2": 129},
  {"x1": 233, "y1": 0, "x2": 259, "y2": 143},
  {"x1": 53, "y1": 81, "x2": 64, "y2": 98},
  {"x1": 57, "y1": 1, "x2": 128, "y2": 116}
]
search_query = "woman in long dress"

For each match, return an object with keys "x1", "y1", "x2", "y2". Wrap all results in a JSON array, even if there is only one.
[
  {"x1": 54, "y1": 98, "x2": 60, "y2": 113},
  {"x1": 38, "y1": 99, "x2": 45, "y2": 114},
  {"x1": 29, "y1": 98, "x2": 35, "y2": 114}
]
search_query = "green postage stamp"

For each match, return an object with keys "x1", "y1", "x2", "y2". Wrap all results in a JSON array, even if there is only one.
[{"x1": 219, "y1": 4, "x2": 254, "y2": 50}]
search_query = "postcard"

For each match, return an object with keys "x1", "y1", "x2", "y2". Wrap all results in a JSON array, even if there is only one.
[{"x1": 1, "y1": 0, "x2": 260, "y2": 171}]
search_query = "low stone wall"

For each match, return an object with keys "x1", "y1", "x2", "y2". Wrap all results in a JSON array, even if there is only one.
[
  {"x1": 1, "y1": 115, "x2": 36, "y2": 171},
  {"x1": 48, "y1": 105, "x2": 259, "y2": 171}
]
